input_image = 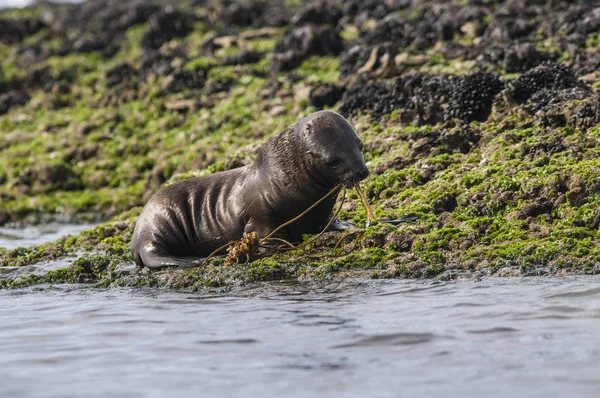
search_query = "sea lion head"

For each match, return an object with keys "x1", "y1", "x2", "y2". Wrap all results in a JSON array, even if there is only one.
[{"x1": 297, "y1": 110, "x2": 369, "y2": 188}]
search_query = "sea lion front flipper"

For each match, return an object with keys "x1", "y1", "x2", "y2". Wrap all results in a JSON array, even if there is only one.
[
  {"x1": 327, "y1": 218, "x2": 355, "y2": 231},
  {"x1": 380, "y1": 213, "x2": 419, "y2": 225}
]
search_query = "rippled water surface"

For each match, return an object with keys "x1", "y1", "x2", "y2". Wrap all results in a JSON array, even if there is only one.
[
  {"x1": 0, "y1": 223, "x2": 95, "y2": 250},
  {"x1": 1, "y1": 277, "x2": 600, "y2": 398}
]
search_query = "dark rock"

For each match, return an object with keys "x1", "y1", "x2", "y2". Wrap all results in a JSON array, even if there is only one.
[
  {"x1": 339, "y1": 44, "x2": 374, "y2": 77},
  {"x1": 436, "y1": 16, "x2": 456, "y2": 41},
  {"x1": 520, "y1": 201, "x2": 553, "y2": 218},
  {"x1": 386, "y1": 232, "x2": 414, "y2": 252},
  {"x1": 338, "y1": 78, "x2": 396, "y2": 119},
  {"x1": 341, "y1": 0, "x2": 408, "y2": 26},
  {"x1": 58, "y1": 37, "x2": 111, "y2": 56},
  {"x1": 402, "y1": 73, "x2": 451, "y2": 125},
  {"x1": 373, "y1": 156, "x2": 408, "y2": 175},
  {"x1": 445, "y1": 71, "x2": 504, "y2": 123},
  {"x1": 455, "y1": 5, "x2": 490, "y2": 29},
  {"x1": 433, "y1": 194, "x2": 457, "y2": 214},
  {"x1": 205, "y1": 77, "x2": 236, "y2": 95},
  {"x1": 45, "y1": 0, "x2": 162, "y2": 57},
  {"x1": 362, "y1": 14, "x2": 409, "y2": 47},
  {"x1": 503, "y1": 43, "x2": 557, "y2": 73},
  {"x1": 271, "y1": 25, "x2": 344, "y2": 72},
  {"x1": 139, "y1": 51, "x2": 182, "y2": 80},
  {"x1": 291, "y1": 1, "x2": 343, "y2": 27},
  {"x1": 0, "y1": 18, "x2": 45, "y2": 44},
  {"x1": 143, "y1": 166, "x2": 168, "y2": 202},
  {"x1": 105, "y1": 63, "x2": 137, "y2": 88},
  {"x1": 572, "y1": 95, "x2": 600, "y2": 130},
  {"x1": 510, "y1": 61, "x2": 580, "y2": 104},
  {"x1": 222, "y1": 50, "x2": 264, "y2": 66},
  {"x1": 309, "y1": 83, "x2": 345, "y2": 110},
  {"x1": 141, "y1": 8, "x2": 193, "y2": 50},
  {"x1": 529, "y1": 86, "x2": 591, "y2": 114},
  {"x1": 25, "y1": 67, "x2": 55, "y2": 90},
  {"x1": 162, "y1": 69, "x2": 206, "y2": 94},
  {"x1": 408, "y1": 125, "x2": 481, "y2": 159},
  {"x1": 16, "y1": 163, "x2": 83, "y2": 194},
  {"x1": 340, "y1": 74, "x2": 451, "y2": 124},
  {"x1": 108, "y1": 1, "x2": 161, "y2": 32},
  {"x1": 60, "y1": 0, "x2": 160, "y2": 34},
  {"x1": 221, "y1": 0, "x2": 288, "y2": 28},
  {"x1": 0, "y1": 90, "x2": 30, "y2": 115},
  {"x1": 0, "y1": 209, "x2": 8, "y2": 226},
  {"x1": 63, "y1": 145, "x2": 99, "y2": 163},
  {"x1": 485, "y1": 5, "x2": 538, "y2": 41}
]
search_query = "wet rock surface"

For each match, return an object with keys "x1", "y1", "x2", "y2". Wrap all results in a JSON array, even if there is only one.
[{"x1": 0, "y1": 0, "x2": 599, "y2": 286}]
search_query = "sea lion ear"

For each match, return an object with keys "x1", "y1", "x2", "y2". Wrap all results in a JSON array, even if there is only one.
[{"x1": 300, "y1": 120, "x2": 313, "y2": 139}]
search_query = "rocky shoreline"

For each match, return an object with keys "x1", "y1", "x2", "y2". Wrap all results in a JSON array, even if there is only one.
[{"x1": 1, "y1": 0, "x2": 599, "y2": 289}]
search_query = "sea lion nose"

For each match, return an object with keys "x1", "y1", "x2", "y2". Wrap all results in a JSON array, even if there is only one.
[{"x1": 355, "y1": 166, "x2": 369, "y2": 180}]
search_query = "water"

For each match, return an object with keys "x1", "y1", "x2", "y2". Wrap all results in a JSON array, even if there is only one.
[
  {"x1": 0, "y1": 223, "x2": 94, "y2": 250},
  {"x1": 0, "y1": 0, "x2": 84, "y2": 9},
  {"x1": 1, "y1": 277, "x2": 600, "y2": 398},
  {"x1": 2, "y1": 224, "x2": 599, "y2": 397}
]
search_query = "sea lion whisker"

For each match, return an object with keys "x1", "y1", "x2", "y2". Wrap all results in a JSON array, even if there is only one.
[
  {"x1": 355, "y1": 183, "x2": 377, "y2": 222},
  {"x1": 263, "y1": 237, "x2": 295, "y2": 248}
]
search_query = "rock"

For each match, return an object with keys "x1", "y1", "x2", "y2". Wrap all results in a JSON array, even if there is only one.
[
  {"x1": 271, "y1": 25, "x2": 344, "y2": 72},
  {"x1": 291, "y1": 1, "x2": 343, "y2": 27},
  {"x1": 105, "y1": 63, "x2": 137, "y2": 88},
  {"x1": 445, "y1": 71, "x2": 504, "y2": 123},
  {"x1": 164, "y1": 99, "x2": 203, "y2": 113},
  {"x1": 309, "y1": 83, "x2": 345, "y2": 109},
  {"x1": 495, "y1": 267, "x2": 521, "y2": 277},
  {"x1": 503, "y1": 43, "x2": 556, "y2": 73},
  {"x1": 221, "y1": 0, "x2": 288, "y2": 27},
  {"x1": 161, "y1": 69, "x2": 205, "y2": 94},
  {"x1": 222, "y1": 50, "x2": 264, "y2": 66},
  {"x1": 141, "y1": 8, "x2": 192, "y2": 50},
  {"x1": 0, "y1": 210, "x2": 8, "y2": 226},
  {"x1": 0, "y1": 90, "x2": 30, "y2": 115},
  {"x1": 510, "y1": 61, "x2": 581, "y2": 105},
  {"x1": 0, "y1": 18, "x2": 45, "y2": 44},
  {"x1": 339, "y1": 73, "x2": 451, "y2": 124}
]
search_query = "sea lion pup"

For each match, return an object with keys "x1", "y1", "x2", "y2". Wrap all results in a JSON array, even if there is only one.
[{"x1": 131, "y1": 110, "x2": 369, "y2": 269}]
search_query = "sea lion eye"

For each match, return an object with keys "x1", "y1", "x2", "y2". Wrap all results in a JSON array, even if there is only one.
[{"x1": 358, "y1": 141, "x2": 364, "y2": 151}]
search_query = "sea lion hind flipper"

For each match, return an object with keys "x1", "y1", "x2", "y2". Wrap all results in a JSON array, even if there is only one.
[{"x1": 140, "y1": 250, "x2": 203, "y2": 270}]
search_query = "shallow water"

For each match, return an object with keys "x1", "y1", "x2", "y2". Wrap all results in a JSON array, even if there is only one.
[
  {"x1": 0, "y1": 223, "x2": 95, "y2": 250},
  {"x1": 1, "y1": 277, "x2": 600, "y2": 398}
]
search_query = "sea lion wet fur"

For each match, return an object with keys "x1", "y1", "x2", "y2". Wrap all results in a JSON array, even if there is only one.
[{"x1": 131, "y1": 110, "x2": 369, "y2": 269}]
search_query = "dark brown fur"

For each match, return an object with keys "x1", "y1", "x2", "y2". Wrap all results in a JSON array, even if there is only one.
[{"x1": 131, "y1": 110, "x2": 368, "y2": 269}]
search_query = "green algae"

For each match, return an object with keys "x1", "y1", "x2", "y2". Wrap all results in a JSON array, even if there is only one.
[{"x1": 1, "y1": 1, "x2": 599, "y2": 290}]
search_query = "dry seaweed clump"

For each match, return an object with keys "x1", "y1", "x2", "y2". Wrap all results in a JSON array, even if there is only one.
[{"x1": 1, "y1": 0, "x2": 600, "y2": 289}]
